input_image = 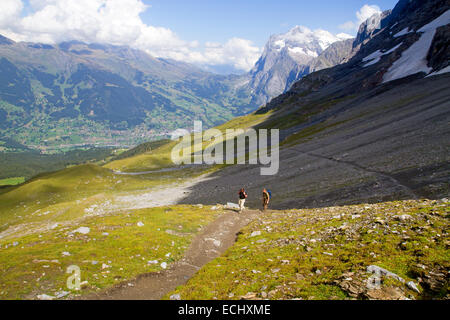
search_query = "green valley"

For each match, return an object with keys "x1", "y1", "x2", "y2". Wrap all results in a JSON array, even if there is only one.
[{"x1": 0, "y1": 39, "x2": 255, "y2": 151}]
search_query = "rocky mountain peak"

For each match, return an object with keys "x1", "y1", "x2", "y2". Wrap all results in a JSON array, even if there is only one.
[
  {"x1": 261, "y1": 26, "x2": 352, "y2": 66},
  {"x1": 260, "y1": 0, "x2": 450, "y2": 115},
  {"x1": 0, "y1": 34, "x2": 14, "y2": 45},
  {"x1": 245, "y1": 26, "x2": 354, "y2": 106},
  {"x1": 353, "y1": 10, "x2": 392, "y2": 50}
]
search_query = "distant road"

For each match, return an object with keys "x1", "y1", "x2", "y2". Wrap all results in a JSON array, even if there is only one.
[{"x1": 112, "y1": 165, "x2": 207, "y2": 176}]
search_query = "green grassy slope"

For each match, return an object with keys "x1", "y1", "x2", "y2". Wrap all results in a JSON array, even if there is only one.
[
  {"x1": 0, "y1": 40, "x2": 255, "y2": 150},
  {"x1": 167, "y1": 200, "x2": 449, "y2": 300},
  {"x1": 0, "y1": 177, "x2": 25, "y2": 186},
  {"x1": 104, "y1": 140, "x2": 178, "y2": 172},
  {"x1": 0, "y1": 144, "x2": 221, "y2": 299},
  {"x1": 1, "y1": 69, "x2": 448, "y2": 300},
  {"x1": 104, "y1": 111, "x2": 272, "y2": 172},
  {"x1": 0, "y1": 205, "x2": 220, "y2": 300}
]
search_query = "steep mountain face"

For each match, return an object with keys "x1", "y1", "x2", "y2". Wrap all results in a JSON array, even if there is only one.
[
  {"x1": 178, "y1": 0, "x2": 450, "y2": 209},
  {"x1": 306, "y1": 38, "x2": 355, "y2": 73},
  {"x1": 0, "y1": 39, "x2": 252, "y2": 150},
  {"x1": 260, "y1": 0, "x2": 450, "y2": 114},
  {"x1": 0, "y1": 35, "x2": 14, "y2": 45},
  {"x1": 244, "y1": 26, "x2": 354, "y2": 106},
  {"x1": 353, "y1": 10, "x2": 392, "y2": 50}
]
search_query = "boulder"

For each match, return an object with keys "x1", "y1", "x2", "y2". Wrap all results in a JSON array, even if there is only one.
[
  {"x1": 367, "y1": 265, "x2": 405, "y2": 283},
  {"x1": 225, "y1": 202, "x2": 240, "y2": 210},
  {"x1": 74, "y1": 227, "x2": 90, "y2": 234},
  {"x1": 407, "y1": 281, "x2": 421, "y2": 293},
  {"x1": 170, "y1": 294, "x2": 181, "y2": 300}
]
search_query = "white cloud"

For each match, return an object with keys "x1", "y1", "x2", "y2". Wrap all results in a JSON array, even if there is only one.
[
  {"x1": 203, "y1": 38, "x2": 262, "y2": 71},
  {"x1": 0, "y1": 0, "x2": 261, "y2": 72},
  {"x1": 0, "y1": 0, "x2": 24, "y2": 38},
  {"x1": 336, "y1": 33, "x2": 354, "y2": 40},
  {"x1": 0, "y1": 0, "x2": 23, "y2": 24},
  {"x1": 339, "y1": 4, "x2": 382, "y2": 32},
  {"x1": 356, "y1": 4, "x2": 382, "y2": 24}
]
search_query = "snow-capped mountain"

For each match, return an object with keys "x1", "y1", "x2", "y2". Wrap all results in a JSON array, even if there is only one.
[
  {"x1": 352, "y1": 0, "x2": 450, "y2": 84},
  {"x1": 249, "y1": 0, "x2": 450, "y2": 110},
  {"x1": 244, "y1": 26, "x2": 354, "y2": 106},
  {"x1": 265, "y1": 26, "x2": 353, "y2": 62},
  {"x1": 260, "y1": 0, "x2": 450, "y2": 115}
]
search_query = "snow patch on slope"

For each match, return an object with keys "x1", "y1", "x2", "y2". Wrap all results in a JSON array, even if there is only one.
[
  {"x1": 394, "y1": 27, "x2": 413, "y2": 38},
  {"x1": 383, "y1": 10, "x2": 450, "y2": 83},
  {"x1": 362, "y1": 50, "x2": 382, "y2": 66},
  {"x1": 288, "y1": 47, "x2": 318, "y2": 57},
  {"x1": 383, "y1": 32, "x2": 434, "y2": 82},
  {"x1": 426, "y1": 65, "x2": 450, "y2": 77},
  {"x1": 362, "y1": 43, "x2": 403, "y2": 67},
  {"x1": 418, "y1": 9, "x2": 450, "y2": 33}
]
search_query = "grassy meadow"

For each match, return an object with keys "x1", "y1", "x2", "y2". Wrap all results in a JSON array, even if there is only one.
[
  {"x1": 0, "y1": 132, "x2": 229, "y2": 299},
  {"x1": 0, "y1": 205, "x2": 220, "y2": 299},
  {"x1": 167, "y1": 200, "x2": 449, "y2": 300}
]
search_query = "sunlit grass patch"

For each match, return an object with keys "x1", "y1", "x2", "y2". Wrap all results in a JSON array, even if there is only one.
[
  {"x1": 0, "y1": 162, "x2": 214, "y2": 232},
  {"x1": 104, "y1": 140, "x2": 178, "y2": 172},
  {"x1": 104, "y1": 111, "x2": 271, "y2": 173},
  {"x1": 0, "y1": 177, "x2": 25, "y2": 186},
  {"x1": 167, "y1": 200, "x2": 449, "y2": 300}
]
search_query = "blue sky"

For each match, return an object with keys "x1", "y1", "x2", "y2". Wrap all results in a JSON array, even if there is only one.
[
  {"x1": 140, "y1": 0, "x2": 398, "y2": 46},
  {"x1": 3, "y1": 0, "x2": 399, "y2": 72}
]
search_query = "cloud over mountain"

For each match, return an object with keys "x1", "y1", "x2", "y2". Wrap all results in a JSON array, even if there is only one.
[
  {"x1": 339, "y1": 4, "x2": 382, "y2": 32},
  {"x1": 0, "y1": 0, "x2": 262, "y2": 71}
]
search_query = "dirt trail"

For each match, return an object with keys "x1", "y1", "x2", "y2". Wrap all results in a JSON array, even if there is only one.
[
  {"x1": 110, "y1": 174, "x2": 216, "y2": 211},
  {"x1": 84, "y1": 209, "x2": 259, "y2": 300}
]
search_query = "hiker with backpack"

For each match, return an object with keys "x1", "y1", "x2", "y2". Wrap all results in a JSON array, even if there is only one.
[
  {"x1": 262, "y1": 188, "x2": 271, "y2": 211},
  {"x1": 238, "y1": 188, "x2": 248, "y2": 212}
]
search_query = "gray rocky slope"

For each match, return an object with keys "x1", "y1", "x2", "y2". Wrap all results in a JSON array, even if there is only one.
[{"x1": 177, "y1": 0, "x2": 450, "y2": 209}]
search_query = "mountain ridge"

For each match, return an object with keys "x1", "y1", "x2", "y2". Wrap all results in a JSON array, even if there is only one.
[
  {"x1": 0, "y1": 24, "x2": 354, "y2": 151},
  {"x1": 243, "y1": 26, "x2": 354, "y2": 106},
  {"x1": 1, "y1": 0, "x2": 448, "y2": 152},
  {"x1": 0, "y1": 36, "x2": 255, "y2": 150}
]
